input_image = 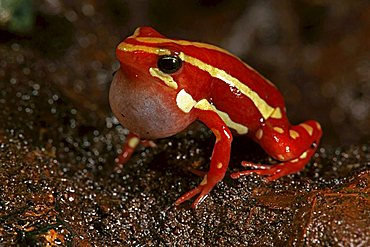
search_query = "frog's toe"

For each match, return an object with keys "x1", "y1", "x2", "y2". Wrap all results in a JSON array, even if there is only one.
[
  {"x1": 231, "y1": 154, "x2": 314, "y2": 181},
  {"x1": 175, "y1": 174, "x2": 218, "y2": 208},
  {"x1": 174, "y1": 186, "x2": 202, "y2": 207},
  {"x1": 188, "y1": 168, "x2": 207, "y2": 177},
  {"x1": 230, "y1": 166, "x2": 280, "y2": 180},
  {"x1": 241, "y1": 161, "x2": 272, "y2": 169}
]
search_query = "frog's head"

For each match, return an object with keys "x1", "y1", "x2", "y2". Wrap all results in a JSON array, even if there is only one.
[
  {"x1": 115, "y1": 27, "x2": 184, "y2": 88},
  {"x1": 109, "y1": 27, "x2": 198, "y2": 139},
  {"x1": 115, "y1": 27, "x2": 217, "y2": 96}
]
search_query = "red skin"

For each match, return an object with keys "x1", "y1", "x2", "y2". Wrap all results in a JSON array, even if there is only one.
[{"x1": 109, "y1": 27, "x2": 322, "y2": 208}]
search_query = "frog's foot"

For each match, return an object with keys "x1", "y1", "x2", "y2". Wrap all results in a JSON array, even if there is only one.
[
  {"x1": 230, "y1": 160, "x2": 303, "y2": 181},
  {"x1": 231, "y1": 147, "x2": 317, "y2": 181},
  {"x1": 175, "y1": 174, "x2": 219, "y2": 209}
]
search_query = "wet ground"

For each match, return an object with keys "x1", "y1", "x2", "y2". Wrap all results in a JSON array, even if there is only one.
[{"x1": 0, "y1": 0, "x2": 369, "y2": 246}]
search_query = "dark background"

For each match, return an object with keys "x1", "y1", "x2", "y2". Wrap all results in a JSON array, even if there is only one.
[{"x1": 0, "y1": 0, "x2": 369, "y2": 246}]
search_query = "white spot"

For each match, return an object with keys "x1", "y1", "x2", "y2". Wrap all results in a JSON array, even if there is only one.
[
  {"x1": 277, "y1": 154, "x2": 285, "y2": 160},
  {"x1": 273, "y1": 127, "x2": 284, "y2": 134},
  {"x1": 289, "y1": 130, "x2": 299, "y2": 139},
  {"x1": 128, "y1": 137, "x2": 140, "y2": 148},
  {"x1": 176, "y1": 89, "x2": 197, "y2": 113},
  {"x1": 300, "y1": 123, "x2": 313, "y2": 136},
  {"x1": 299, "y1": 151, "x2": 308, "y2": 159},
  {"x1": 217, "y1": 162, "x2": 223, "y2": 169},
  {"x1": 255, "y1": 129, "x2": 263, "y2": 140},
  {"x1": 200, "y1": 175, "x2": 208, "y2": 185}
]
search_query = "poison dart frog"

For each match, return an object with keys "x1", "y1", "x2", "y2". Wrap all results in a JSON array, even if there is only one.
[{"x1": 109, "y1": 27, "x2": 322, "y2": 208}]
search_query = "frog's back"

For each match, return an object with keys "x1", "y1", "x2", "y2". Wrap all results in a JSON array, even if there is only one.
[{"x1": 172, "y1": 41, "x2": 287, "y2": 131}]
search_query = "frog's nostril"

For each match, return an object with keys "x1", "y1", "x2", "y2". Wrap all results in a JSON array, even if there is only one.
[{"x1": 311, "y1": 141, "x2": 317, "y2": 149}]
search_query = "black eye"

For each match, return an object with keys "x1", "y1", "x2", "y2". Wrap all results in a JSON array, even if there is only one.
[{"x1": 157, "y1": 55, "x2": 182, "y2": 74}]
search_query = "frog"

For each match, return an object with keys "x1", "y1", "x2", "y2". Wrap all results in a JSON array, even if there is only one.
[{"x1": 109, "y1": 27, "x2": 322, "y2": 208}]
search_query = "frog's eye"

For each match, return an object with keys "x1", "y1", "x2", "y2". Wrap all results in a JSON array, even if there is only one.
[{"x1": 157, "y1": 55, "x2": 182, "y2": 74}]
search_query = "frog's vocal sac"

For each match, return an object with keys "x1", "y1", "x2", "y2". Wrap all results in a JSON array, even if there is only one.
[{"x1": 109, "y1": 26, "x2": 322, "y2": 208}]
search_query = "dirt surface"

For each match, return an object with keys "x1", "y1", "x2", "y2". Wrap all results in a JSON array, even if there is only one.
[{"x1": 1, "y1": 0, "x2": 369, "y2": 246}]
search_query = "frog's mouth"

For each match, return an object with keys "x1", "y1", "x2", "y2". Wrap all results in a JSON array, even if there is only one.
[{"x1": 111, "y1": 70, "x2": 118, "y2": 77}]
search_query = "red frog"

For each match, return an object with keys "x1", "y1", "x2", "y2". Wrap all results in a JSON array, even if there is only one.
[{"x1": 109, "y1": 27, "x2": 322, "y2": 208}]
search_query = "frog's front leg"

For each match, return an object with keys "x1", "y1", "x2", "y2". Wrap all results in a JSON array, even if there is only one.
[
  {"x1": 175, "y1": 106, "x2": 232, "y2": 209},
  {"x1": 231, "y1": 120, "x2": 322, "y2": 181},
  {"x1": 115, "y1": 132, "x2": 156, "y2": 166}
]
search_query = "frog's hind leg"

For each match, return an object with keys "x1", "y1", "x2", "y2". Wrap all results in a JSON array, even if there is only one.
[
  {"x1": 230, "y1": 148, "x2": 317, "y2": 181},
  {"x1": 231, "y1": 120, "x2": 322, "y2": 181}
]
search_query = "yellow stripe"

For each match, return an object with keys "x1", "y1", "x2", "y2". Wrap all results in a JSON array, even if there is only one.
[
  {"x1": 176, "y1": 92, "x2": 248, "y2": 135},
  {"x1": 193, "y1": 98, "x2": 213, "y2": 111},
  {"x1": 179, "y1": 52, "x2": 274, "y2": 119},
  {"x1": 270, "y1": 107, "x2": 282, "y2": 119},
  {"x1": 136, "y1": 37, "x2": 234, "y2": 56},
  {"x1": 135, "y1": 37, "x2": 277, "y2": 88},
  {"x1": 149, "y1": 68, "x2": 178, "y2": 89},
  {"x1": 118, "y1": 42, "x2": 275, "y2": 119},
  {"x1": 117, "y1": 42, "x2": 171, "y2": 56},
  {"x1": 195, "y1": 99, "x2": 248, "y2": 135},
  {"x1": 213, "y1": 107, "x2": 248, "y2": 134}
]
